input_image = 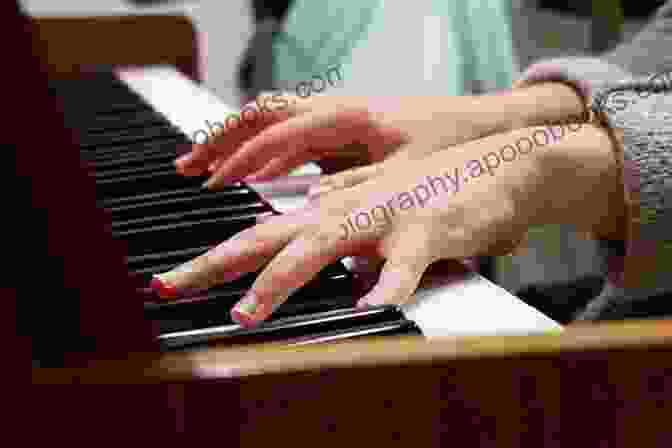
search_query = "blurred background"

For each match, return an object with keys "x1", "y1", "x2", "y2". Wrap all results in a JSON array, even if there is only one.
[
  {"x1": 23, "y1": 0, "x2": 663, "y2": 102},
  {"x1": 22, "y1": 0, "x2": 667, "y2": 320}
]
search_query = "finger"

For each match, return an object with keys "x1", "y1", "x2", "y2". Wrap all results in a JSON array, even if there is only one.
[
  {"x1": 355, "y1": 251, "x2": 431, "y2": 308},
  {"x1": 149, "y1": 216, "x2": 300, "y2": 298},
  {"x1": 204, "y1": 108, "x2": 369, "y2": 188},
  {"x1": 308, "y1": 163, "x2": 385, "y2": 199},
  {"x1": 244, "y1": 151, "x2": 311, "y2": 182},
  {"x1": 175, "y1": 93, "x2": 296, "y2": 176},
  {"x1": 230, "y1": 222, "x2": 355, "y2": 326},
  {"x1": 176, "y1": 122, "x2": 266, "y2": 177},
  {"x1": 511, "y1": 79, "x2": 528, "y2": 89}
]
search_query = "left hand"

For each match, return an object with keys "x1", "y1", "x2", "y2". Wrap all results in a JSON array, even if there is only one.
[{"x1": 175, "y1": 92, "x2": 516, "y2": 189}]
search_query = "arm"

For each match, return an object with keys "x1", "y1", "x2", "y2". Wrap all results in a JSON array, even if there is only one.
[{"x1": 497, "y1": 1, "x2": 672, "y2": 319}]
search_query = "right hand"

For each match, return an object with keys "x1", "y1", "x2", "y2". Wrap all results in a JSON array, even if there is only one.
[
  {"x1": 156, "y1": 131, "x2": 555, "y2": 324},
  {"x1": 174, "y1": 92, "x2": 513, "y2": 189}
]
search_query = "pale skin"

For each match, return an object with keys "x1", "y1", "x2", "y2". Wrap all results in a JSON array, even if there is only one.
[
  {"x1": 157, "y1": 119, "x2": 626, "y2": 326},
  {"x1": 175, "y1": 82, "x2": 587, "y2": 190}
]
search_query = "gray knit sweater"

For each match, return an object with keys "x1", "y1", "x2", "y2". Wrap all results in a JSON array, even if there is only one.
[{"x1": 517, "y1": 1, "x2": 672, "y2": 320}]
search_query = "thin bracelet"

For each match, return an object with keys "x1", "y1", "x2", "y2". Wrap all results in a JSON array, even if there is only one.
[{"x1": 591, "y1": 108, "x2": 631, "y2": 240}]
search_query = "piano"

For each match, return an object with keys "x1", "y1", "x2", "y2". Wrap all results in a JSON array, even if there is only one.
[{"x1": 21, "y1": 4, "x2": 672, "y2": 446}]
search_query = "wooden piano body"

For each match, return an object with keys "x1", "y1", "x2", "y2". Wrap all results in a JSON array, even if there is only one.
[
  {"x1": 16, "y1": 2, "x2": 672, "y2": 446},
  {"x1": 31, "y1": 323, "x2": 672, "y2": 446}
]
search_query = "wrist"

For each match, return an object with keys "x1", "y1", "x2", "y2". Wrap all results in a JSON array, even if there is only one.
[
  {"x1": 484, "y1": 82, "x2": 587, "y2": 133},
  {"x1": 531, "y1": 123, "x2": 626, "y2": 238}
]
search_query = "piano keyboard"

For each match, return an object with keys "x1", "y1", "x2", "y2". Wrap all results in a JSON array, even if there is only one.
[{"x1": 50, "y1": 71, "x2": 424, "y2": 350}]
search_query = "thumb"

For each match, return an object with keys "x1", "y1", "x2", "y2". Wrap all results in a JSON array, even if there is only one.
[
  {"x1": 308, "y1": 163, "x2": 385, "y2": 199},
  {"x1": 356, "y1": 253, "x2": 430, "y2": 308}
]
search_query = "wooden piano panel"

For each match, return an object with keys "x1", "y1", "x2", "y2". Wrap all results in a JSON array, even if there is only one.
[
  {"x1": 30, "y1": 15, "x2": 200, "y2": 82},
  {"x1": 32, "y1": 321, "x2": 672, "y2": 447}
]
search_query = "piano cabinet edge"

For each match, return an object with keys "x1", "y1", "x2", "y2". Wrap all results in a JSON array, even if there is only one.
[
  {"x1": 31, "y1": 15, "x2": 201, "y2": 83},
  {"x1": 32, "y1": 320, "x2": 672, "y2": 385}
]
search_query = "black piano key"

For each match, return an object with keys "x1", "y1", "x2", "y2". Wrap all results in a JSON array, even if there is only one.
[
  {"x1": 84, "y1": 137, "x2": 188, "y2": 162},
  {"x1": 63, "y1": 99, "x2": 152, "y2": 117},
  {"x1": 66, "y1": 106, "x2": 161, "y2": 124},
  {"x1": 98, "y1": 184, "x2": 252, "y2": 209},
  {"x1": 283, "y1": 320, "x2": 422, "y2": 346},
  {"x1": 115, "y1": 212, "x2": 266, "y2": 255},
  {"x1": 157, "y1": 306, "x2": 406, "y2": 350},
  {"x1": 108, "y1": 192, "x2": 266, "y2": 223},
  {"x1": 79, "y1": 124, "x2": 183, "y2": 149},
  {"x1": 111, "y1": 203, "x2": 271, "y2": 232},
  {"x1": 271, "y1": 282, "x2": 357, "y2": 318},
  {"x1": 131, "y1": 251, "x2": 348, "y2": 282},
  {"x1": 82, "y1": 124, "x2": 177, "y2": 145},
  {"x1": 144, "y1": 270, "x2": 356, "y2": 333},
  {"x1": 81, "y1": 112, "x2": 167, "y2": 134},
  {"x1": 127, "y1": 245, "x2": 214, "y2": 273},
  {"x1": 91, "y1": 151, "x2": 180, "y2": 171},
  {"x1": 94, "y1": 161, "x2": 180, "y2": 179},
  {"x1": 95, "y1": 169, "x2": 205, "y2": 198}
]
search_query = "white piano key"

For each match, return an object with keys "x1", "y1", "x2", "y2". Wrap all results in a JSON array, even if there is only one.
[{"x1": 400, "y1": 270, "x2": 562, "y2": 338}]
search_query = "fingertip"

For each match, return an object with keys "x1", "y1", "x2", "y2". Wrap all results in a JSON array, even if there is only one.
[
  {"x1": 231, "y1": 290, "x2": 267, "y2": 327},
  {"x1": 149, "y1": 275, "x2": 178, "y2": 299},
  {"x1": 202, "y1": 173, "x2": 240, "y2": 190},
  {"x1": 175, "y1": 155, "x2": 207, "y2": 177},
  {"x1": 230, "y1": 307, "x2": 258, "y2": 328},
  {"x1": 174, "y1": 154, "x2": 190, "y2": 170},
  {"x1": 355, "y1": 298, "x2": 371, "y2": 309}
]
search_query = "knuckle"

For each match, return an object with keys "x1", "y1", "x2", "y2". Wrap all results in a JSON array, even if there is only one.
[{"x1": 196, "y1": 251, "x2": 218, "y2": 274}]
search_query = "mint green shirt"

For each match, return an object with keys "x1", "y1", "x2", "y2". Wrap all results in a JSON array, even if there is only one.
[{"x1": 272, "y1": 0, "x2": 516, "y2": 95}]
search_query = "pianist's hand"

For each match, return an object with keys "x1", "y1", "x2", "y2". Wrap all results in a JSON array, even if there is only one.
[
  {"x1": 173, "y1": 91, "x2": 524, "y2": 190},
  {"x1": 154, "y1": 122, "x2": 623, "y2": 326},
  {"x1": 175, "y1": 82, "x2": 588, "y2": 191}
]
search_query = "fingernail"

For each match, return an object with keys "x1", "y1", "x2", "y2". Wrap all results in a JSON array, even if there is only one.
[
  {"x1": 150, "y1": 275, "x2": 178, "y2": 299},
  {"x1": 203, "y1": 175, "x2": 242, "y2": 189},
  {"x1": 234, "y1": 291, "x2": 258, "y2": 315},
  {"x1": 356, "y1": 298, "x2": 371, "y2": 309},
  {"x1": 231, "y1": 291, "x2": 259, "y2": 327},
  {"x1": 231, "y1": 307, "x2": 257, "y2": 328},
  {"x1": 174, "y1": 153, "x2": 192, "y2": 168}
]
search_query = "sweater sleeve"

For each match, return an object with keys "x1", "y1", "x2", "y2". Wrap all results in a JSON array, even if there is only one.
[
  {"x1": 513, "y1": 1, "x2": 672, "y2": 319},
  {"x1": 515, "y1": 0, "x2": 672, "y2": 98},
  {"x1": 605, "y1": 0, "x2": 672, "y2": 76}
]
